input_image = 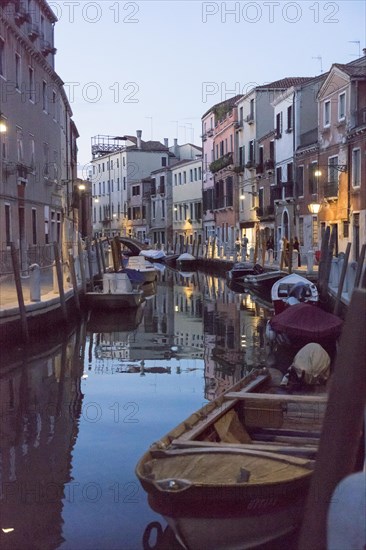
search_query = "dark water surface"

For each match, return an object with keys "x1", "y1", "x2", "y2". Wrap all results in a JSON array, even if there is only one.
[{"x1": 1, "y1": 268, "x2": 295, "y2": 550}]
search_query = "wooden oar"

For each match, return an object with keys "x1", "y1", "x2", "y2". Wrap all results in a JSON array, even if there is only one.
[{"x1": 298, "y1": 286, "x2": 366, "y2": 550}]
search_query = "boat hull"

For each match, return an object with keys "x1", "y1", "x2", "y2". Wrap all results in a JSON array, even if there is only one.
[
  {"x1": 157, "y1": 501, "x2": 304, "y2": 550},
  {"x1": 271, "y1": 273, "x2": 319, "y2": 315},
  {"x1": 85, "y1": 290, "x2": 144, "y2": 310}
]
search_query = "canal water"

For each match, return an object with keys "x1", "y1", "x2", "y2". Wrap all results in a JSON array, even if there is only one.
[{"x1": 0, "y1": 268, "x2": 295, "y2": 550}]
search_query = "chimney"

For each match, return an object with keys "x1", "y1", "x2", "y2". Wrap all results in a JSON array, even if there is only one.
[
  {"x1": 173, "y1": 138, "x2": 179, "y2": 159},
  {"x1": 164, "y1": 138, "x2": 169, "y2": 148},
  {"x1": 363, "y1": 48, "x2": 366, "y2": 56},
  {"x1": 136, "y1": 130, "x2": 142, "y2": 149}
]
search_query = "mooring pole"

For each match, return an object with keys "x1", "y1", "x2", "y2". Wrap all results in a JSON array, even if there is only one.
[{"x1": 10, "y1": 243, "x2": 29, "y2": 342}]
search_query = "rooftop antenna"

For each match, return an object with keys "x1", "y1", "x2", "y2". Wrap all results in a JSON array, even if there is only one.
[
  {"x1": 348, "y1": 40, "x2": 361, "y2": 58},
  {"x1": 312, "y1": 55, "x2": 323, "y2": 74}
]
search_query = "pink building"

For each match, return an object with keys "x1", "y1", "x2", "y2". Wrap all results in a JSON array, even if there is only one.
[{"x1": 210, "y1": 95, "x2": 242, "y2": 250}]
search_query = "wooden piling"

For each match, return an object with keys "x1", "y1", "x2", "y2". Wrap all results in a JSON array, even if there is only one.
[
  {"x1": 78, "y1": 237, "x2": 87, "y2": 294},
  {"x1": 10, "y1": 243, "x2": 29, "y2": 343},
  {"x1": 321, "y1": 225, "x2": 337, "y2": 301},
  {"x1": 333, "y1": 242, "x2": 351, "y2": 316},
  {"x1": 353, "y1": 243, "x2": 365, "y2": 289},
  {"x1": 99, "y1": 240, "x2": 106, "y2": 273},
  {"x1": 298, "y1": 286, "x2": 366, "y2": 550},
  {"x1": 95, "y1": 239, "x2": 102, "y2": 277},
  {"x1": 288, "y1": 239, "x2": 293, "y2": 274},
  {"x1": 85, "y1": 238, "x2": 95, "y2": 291},
  {"x1": 53, "y1": 242, "x2": 68, "y2": 322},
  {"x1": 318, "y1": 226, "x2": 330, "y2": 291},
  {"x1": 68, "y1": 253, "x2": 81, "y2": 314}
]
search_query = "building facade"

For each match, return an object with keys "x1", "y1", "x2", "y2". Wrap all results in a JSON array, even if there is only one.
[{"x1": 0, "y1": 0, "x2": 78, "y2": 266}]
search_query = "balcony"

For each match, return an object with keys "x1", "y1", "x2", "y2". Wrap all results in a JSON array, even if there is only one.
[
  {"x1": 14, "y1": 6, "x2": 31, "y2": 26},
  {"x1": 323, "y1": 182, "x2": 338, "y2": 199},
  {"x1": 245, "y1": 113, "x2": 254, "y2": 125},
  {"x1": 256, "y1": 163, "x2": 264, "y2": 175},
  {"x1": 27, "y1": 23, "x2": 40, "y2": 41},
  {"x1": 264, "y1": 159, "x2": 274, "y2": 171},
  {"x1": 207, "y1": 128, "x2": 214, "y2": 137},
  {"x1": 40, "y1": 39, "x2": 57, "y2": 56},
  {"x1": 257, "y1": 206, "x2": 274, "y2": 219},
  {"x1": 272, "y1": 186, "x2": 283, "y2": 201},
  {"x1": 245, "y1": 160, "x2": 255, "y2": 170},
  {"x1": 284, "y1": 181, "x2": 294, "y2": 199},
  {"x1": 209, "y1": 153, "x2": 233, "y2": 174},
  {"x1": 234, "y1": 120, "x2": 243, "y2": 130},
  {"x1": 274, "y1": 131, "x2": 282, "y2": 140}
]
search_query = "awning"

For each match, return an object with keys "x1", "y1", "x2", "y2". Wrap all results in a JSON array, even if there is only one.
[{"x1": 240, "y1": 222, "x2": 255, "y2": 229}]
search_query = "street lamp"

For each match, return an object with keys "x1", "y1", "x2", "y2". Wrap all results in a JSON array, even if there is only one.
[{"x1": 308, "y1": 202, "x2": 322, "y2": 214}]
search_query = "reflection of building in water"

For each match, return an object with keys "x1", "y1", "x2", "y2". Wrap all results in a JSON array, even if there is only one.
[
  {"x1": 173, "y1": 273, "x2": 203, "y2": 359},
  {"x1": 202, "y1": 274, "x2": 246, "y2": 399},
  {"x1": 0, "y1": 328, "x2": 84, "y2": 550},
  {"x1": 200, "y1": 275, "x2": 272, "y2": 401}
]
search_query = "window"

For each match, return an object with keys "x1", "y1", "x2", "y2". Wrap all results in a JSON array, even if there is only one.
[
  {"x1": 296, "y1": 165, "x2": 304, "y2": 197},
  {"x1": 161, "y1": 157, "x2": 167, "y2": 167},
  {"x1": 32, "y1": 208, "x2": 37, "y2": 244},
  {"x1": 328, "y1": 156, "x2": 339, "y2": 183},
  {"x1": 123, "y1": 177, "x2": 126, "y2": 190},
  {"x1": 5, "y1": 204, "x2": 11, "y2": 246},
  {"x1": 324, "y1": 100, "x2": 330, "y2": 126},
  {"x1": 29, "y1": 67, "x2": 35, "y2": 101},
  {"x1": 183, "y1": 171, "x2": 186, "y2": 184},
  {"x1": 269, "y1": 140, "x2": 274, "y2": 160},
  {"x1": 43, "y1": 142, "x2": 49, "y2": 176},
  {"x1": 194, "y1": 168, "x2": 197, "y2": 181},
  {"x1": 174, "y1": 174, "x2": 177, "y2": 186},
  {"x1": 15, "y1": 53, "x2": 21, "y2": 89},
  {"x1": 338, "y1": 92, "x2": 346, "y2": 120},
  {"x1": 190, "y1": 169, "x2": 193, "y2": 182},
  {"x1": 287, "y1": 162, "x2": 293, "y2": 183},
  {"x1": 132, "y1": 185, "x2": 140, "y2": 196},
  {"x1": 117, "y1": 177, "x2": 120, "y2": 191},
  {"x1": 178, "y1": 173, "x2": 182, "y2": 185},
  {"x1": 309, "y1": 162, "x2": 318, "y2": 195},
  {"x1": 52, "y1": 90, "x2": 56, "y2": 119},
  {"x1": 249, "y1": 140, "x2": 255, "y2": 162},
  {"x1": 0, "y1": 37, "x2": 5, "y2": 77},
  {"x1": 16, "y1": 127, "x2": 24, "y2": 162},
  {"x1": 160, "y1": 175, "x2": 165, "y2": 193},
  {"x1": 276, "y1": 112, "x2": 282, "y2": 138},
  {"x1": 249, "y1": 98, "x2": 254, "y2": 119},
  {"x1": 343, "y1": 221, "x2": 349, "y2": 239},
  {"x1": 287, "y1": 105, "x2": 292, "y2": 131},
  {"x1": 352, "y1": 149, "x2": 361, "y2": 187},
  {"x1": 42, "y1": 80, "x2": 48, "y2": 112},
  {"x1": 276, "y1": 166, "x2": 282, "y2": 185}
]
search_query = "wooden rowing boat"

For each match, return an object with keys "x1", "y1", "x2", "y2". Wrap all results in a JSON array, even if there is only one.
[{"x1": 136, "y1": 370, "x2": 327, "y2": 549}]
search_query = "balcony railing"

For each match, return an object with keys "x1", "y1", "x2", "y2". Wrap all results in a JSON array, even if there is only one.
[
  {"x1": 272, "y1": 186, "x2": 283, "y2": 201},
  {"x1": 284, "y1": 181, "x2": 294, "y2": 199},
  {"x1": 323, "y1": 182, "x2": 338, "y2": 198},
  {"x1": 257, "y1": 204, "x2": 275, "y2": 218},
  {"x1": 256, "y1": 163, "x2": 264, "y2": 175},
  {"x1": 264, "y1": 159, "x2": 274, "y2": 170},
  {"x1": 209, "y1": 153, "x2": 233, "y2": 174}
]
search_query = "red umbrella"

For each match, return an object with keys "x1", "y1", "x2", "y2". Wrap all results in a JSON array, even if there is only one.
[{"x1": 270, "y1": 303, "x2": 343, "y2": 341}]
